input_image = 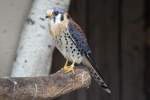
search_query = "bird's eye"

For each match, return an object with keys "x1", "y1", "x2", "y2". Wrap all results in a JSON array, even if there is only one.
[{"x1": 53, "y1": 11, "x2": 59, "y2": 16}]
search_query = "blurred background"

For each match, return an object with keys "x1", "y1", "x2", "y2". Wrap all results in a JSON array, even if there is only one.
[{"x1": 0, "y1": 0, "x2": 149, "y2": 100}]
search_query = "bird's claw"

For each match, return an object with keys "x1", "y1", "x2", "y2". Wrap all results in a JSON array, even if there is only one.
[{"x1": 63, "y1": 65, "x2": 75, "y2": 74}]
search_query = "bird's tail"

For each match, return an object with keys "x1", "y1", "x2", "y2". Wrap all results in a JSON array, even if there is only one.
[
  {"x1": 87, "y1": 64, "x2": 111, "y2": 93},
  {"x1": 83, "y1": 54, "x2": 111, "y2": 93}
]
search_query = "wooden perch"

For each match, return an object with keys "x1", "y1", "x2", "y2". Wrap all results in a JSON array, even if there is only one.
[{"x1": 0, "y1": 67, "x2": 91, "y2": 100}]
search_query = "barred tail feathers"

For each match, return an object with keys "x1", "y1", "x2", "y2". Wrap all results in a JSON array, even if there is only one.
[
  {"x1": 83, "y1": 54, "x2": 111, "y2": 93},
  {"x1": 88, "y1": 64, "x2": 111, "y2": 93}
]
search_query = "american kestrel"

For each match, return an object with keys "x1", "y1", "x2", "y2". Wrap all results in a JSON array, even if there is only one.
[{"x1": 46, "y1": 8, "x2": 111, "y2": 93}]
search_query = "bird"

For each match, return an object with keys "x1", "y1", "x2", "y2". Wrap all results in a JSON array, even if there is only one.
[{"x1": 46, "y1": 8, "x2": 111, "y2": 93}]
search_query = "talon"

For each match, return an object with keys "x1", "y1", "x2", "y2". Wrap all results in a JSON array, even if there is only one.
[
  {"x1": 63, "y1": 60, "x2": 75, "y2": 74},
  {"x1": 64, "y1": 65, "x2": 74, "y2": 73}
]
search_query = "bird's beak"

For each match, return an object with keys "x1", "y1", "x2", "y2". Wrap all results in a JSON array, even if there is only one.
[{"x1": 45, "y1": 10, "x2": 53, "y2": 18}]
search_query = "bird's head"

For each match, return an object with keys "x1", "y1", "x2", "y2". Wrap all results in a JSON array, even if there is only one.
[{"x1": 46, "y1": 8, "x2": 70, "y2": 25}]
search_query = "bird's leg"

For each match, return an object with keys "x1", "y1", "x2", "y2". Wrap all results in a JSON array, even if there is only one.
[
  {"x1": 63, "y1": 60, "x2": 75, "y2": 74},
  {"x1": 70, "y1": 61, "x2": 75, "y2": 74},
  {"x1": 63, "y1": 59, "x2": 70, "y2": 73}
]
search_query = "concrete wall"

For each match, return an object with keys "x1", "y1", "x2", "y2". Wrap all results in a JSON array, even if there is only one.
[{"x1": 0, "y1": 0, "x2": 32, "y2": 76}]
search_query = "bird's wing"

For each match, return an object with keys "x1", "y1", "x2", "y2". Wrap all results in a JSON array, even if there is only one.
[
  {"x1": 67, "y1": 19, "x2": 111, "y2": 93},
  {"x1": 67, "y1": 19, "x2": 97, "y2": 65},
  {"x1": 67, "y1": 19, "x2": 91, "y2": 54}
]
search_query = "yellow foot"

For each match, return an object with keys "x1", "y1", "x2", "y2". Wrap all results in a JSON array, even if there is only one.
[{"x1": 63, "y1": 65, "x2": 74, "y2": 73}]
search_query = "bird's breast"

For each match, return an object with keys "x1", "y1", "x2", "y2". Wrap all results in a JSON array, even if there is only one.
[
  {"x1": 49, "y1": 19, "x2": 68, "y2": 37},
  {"x1": 55, "y1": 31, "x2": 83, "y2": 64},
  {"x1": 50, "y1": 23, "x2": 67, "y2": 37}
]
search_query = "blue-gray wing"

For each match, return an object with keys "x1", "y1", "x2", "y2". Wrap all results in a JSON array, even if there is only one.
[
  {"x1": 67, "y1": 19, "x2": 97, "y2": 67},
  {"x1": 67, "y1": 20, "x2": 91, "y2": 54},
  {"x1": 67, "y1": 20, "x2": 111, "y2": 93}
]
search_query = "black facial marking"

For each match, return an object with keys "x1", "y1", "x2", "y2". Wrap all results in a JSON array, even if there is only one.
[
  {"x1": 53, "y1": 17, "x2": 56, "y2": 23},
  {"x1": 53, "y1": 11, "x2": 59, "y2": 16},
  {"x1": 61, "y1": 14, "x2": 64, "y2": 21}
]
